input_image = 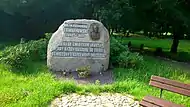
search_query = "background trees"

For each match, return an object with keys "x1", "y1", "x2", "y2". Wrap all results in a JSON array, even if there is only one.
[{"x1": 0, "y1": 0, "x2": 190, "y2": 53}]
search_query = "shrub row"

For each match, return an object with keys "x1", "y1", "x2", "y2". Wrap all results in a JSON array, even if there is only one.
[
  {"x1": 0, "y1": 35, "x2": 143, "y2": 70},
  {"x1": 0, "y1": 33, "x2": 52, "y2": 69},
  {"x1": 110, "y1": 37, "x2": 144, "y2": 68}
]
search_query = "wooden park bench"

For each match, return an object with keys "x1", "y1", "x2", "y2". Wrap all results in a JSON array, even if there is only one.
[{"x1": 140, "y1": 76, "x2": 190, "y2": 107}]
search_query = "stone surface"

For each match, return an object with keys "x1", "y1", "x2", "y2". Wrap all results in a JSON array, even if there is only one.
[
  {"x1": 50, "y1": 93, "x2": 139, "y2": 107},
  {"x1": 47, "y1": 19, "x2": 110, "y2": 73}
]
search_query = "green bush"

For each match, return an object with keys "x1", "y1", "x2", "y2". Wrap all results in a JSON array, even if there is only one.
[
  {"x1": 110, "y1": 37, "x2": 144, "y2": 68},
  {"x1": 44, "y1": 33, "x2": 52, "y2": 41},
  {"x1": 27, "y1": 39, "x2": 48, "y2": 60},
  {"x1": 110, "y1": 37, "x2": 127, "y2": 64},
  {"x1": 0, "y1": 33, "x2": 52, "y2": 69},
  {"x1": 0, "y1": 44, "x2": 30, "y2": 69},
  {"x1": 117, "y1": 51, "x2": 144, "y2": 68}
]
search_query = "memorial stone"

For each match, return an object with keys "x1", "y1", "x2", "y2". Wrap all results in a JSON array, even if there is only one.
[{"x1": 47, "y1": 19, "x2": 110, "y2": 73}]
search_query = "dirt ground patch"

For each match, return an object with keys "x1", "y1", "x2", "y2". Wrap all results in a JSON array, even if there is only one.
[{"x1": 51, "y1": 69, "x2": 113, "y2": 84}]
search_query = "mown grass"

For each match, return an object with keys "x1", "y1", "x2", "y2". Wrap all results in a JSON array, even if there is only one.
[
  {"x1": 113, "y1": 56, "x2": 190, "y2": 106},
  {"x1": 0, "y1": 62, "x2": 78, "y2": 107},
  {"x1": 0, "y1": 56, "x2": 190, "y2": 107},
  {"x1": 121, "y1": 36, "x2": 190, "y2": 53}
]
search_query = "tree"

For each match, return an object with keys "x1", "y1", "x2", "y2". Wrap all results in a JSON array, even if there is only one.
[
  {"x1": 157, "y1": 0, "x2": 190, "y2": 53},
  {"x1": 129, "y1": 0, "x2": 190, "y2": 53},
  {"x1": 0, "y1": 0, "x2": 81, "y2": 40},
  {"x1": 0, "y1": 0, "x2": 190, "y2": 54}
]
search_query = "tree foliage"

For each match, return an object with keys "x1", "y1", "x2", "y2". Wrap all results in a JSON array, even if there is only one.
[{"x1": 0, "y1": 0, "x2": 190, "y2": 53}]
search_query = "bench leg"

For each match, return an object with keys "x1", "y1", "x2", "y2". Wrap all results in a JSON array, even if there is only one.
[{"x1": 160, "y1": 89, "x2": 163, "y2": 98}]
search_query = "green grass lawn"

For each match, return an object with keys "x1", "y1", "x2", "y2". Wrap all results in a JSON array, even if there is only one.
[
  {"x1": 0, "y1": 62, "x2": 78, "y2": 107},
  {"x1": 120, "y1": 36, "x2": 190, "y2": 53},
  {"x1": 113, "y1": 56, "x2": 190, "y2": 106},
  {"x1": 0, "y1": 56, "x2": 190, "y2": 107}
]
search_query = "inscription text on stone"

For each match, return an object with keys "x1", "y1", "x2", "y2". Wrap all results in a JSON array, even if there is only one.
[
  {"x1": 52, "y1": 41, "x2": 105, "y2": 58},
  {"x1": 64, "y1": 23, "x2": 88, "y2": 38}
]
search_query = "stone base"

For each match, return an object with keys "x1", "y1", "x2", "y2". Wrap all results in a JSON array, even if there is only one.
[{"x1": 51, "y1": 69, "x2": 113, "y2": 84}]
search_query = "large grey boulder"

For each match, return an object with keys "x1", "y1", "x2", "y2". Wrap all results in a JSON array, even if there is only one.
[{"x1": 47, "y1": 19, "x2": 110, "y2": 73}]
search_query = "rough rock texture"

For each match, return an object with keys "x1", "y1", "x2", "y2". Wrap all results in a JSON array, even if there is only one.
[
  {"x1": 50, "y1": 93, "x2": 139, "y2": 107},
  {"x1": 47, "y1": 19, "x2": 110, "y2": 73}
]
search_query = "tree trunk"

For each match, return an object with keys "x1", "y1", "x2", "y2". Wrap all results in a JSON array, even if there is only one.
[{"x1": 170, "y1": 34, "x2": 179, "y2": 53}]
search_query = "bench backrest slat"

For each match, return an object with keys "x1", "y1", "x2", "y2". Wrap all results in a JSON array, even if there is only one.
[{"x1": 150, "y1": 76, "x2": 190, "y2": 96}]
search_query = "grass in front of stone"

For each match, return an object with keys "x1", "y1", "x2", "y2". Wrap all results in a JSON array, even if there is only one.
[
  {"x1": 0, "y1": 56, "x2": 190, "y2": 107},
  {"x1": 0, "y1": 62, "x2": 77, "y2": 107}
]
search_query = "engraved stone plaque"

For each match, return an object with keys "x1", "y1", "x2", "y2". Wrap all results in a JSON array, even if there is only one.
[{"x1": 47, "y1": 19, "x2": 110, "y2": 73}]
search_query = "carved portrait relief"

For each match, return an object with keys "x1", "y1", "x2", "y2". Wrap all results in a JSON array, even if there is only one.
[{"x1": 89, "y1": 23, "x2": 101, "y2": 41}]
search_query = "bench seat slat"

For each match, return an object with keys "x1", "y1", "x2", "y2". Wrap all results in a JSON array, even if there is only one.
[
  {"x1": 150, "y1": 81, "x2": 190, "y2": 96},
  {"x1": 151, "y1": 76, "x2": 190, "y2": 90},
  {"x1": 140, "y1": 100, "x2": 160, "y2": 107},
  {"x1": 140, "y1": 76, "x2": 189, "y2": 107},
  {"x1": 142, "y1": 96, "x2": 184, "y2": 107}
]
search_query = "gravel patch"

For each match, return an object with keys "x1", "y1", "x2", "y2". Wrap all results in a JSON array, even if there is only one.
[{"x1": 50, "y1": 93, "x2": 139, "y2": 107}]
